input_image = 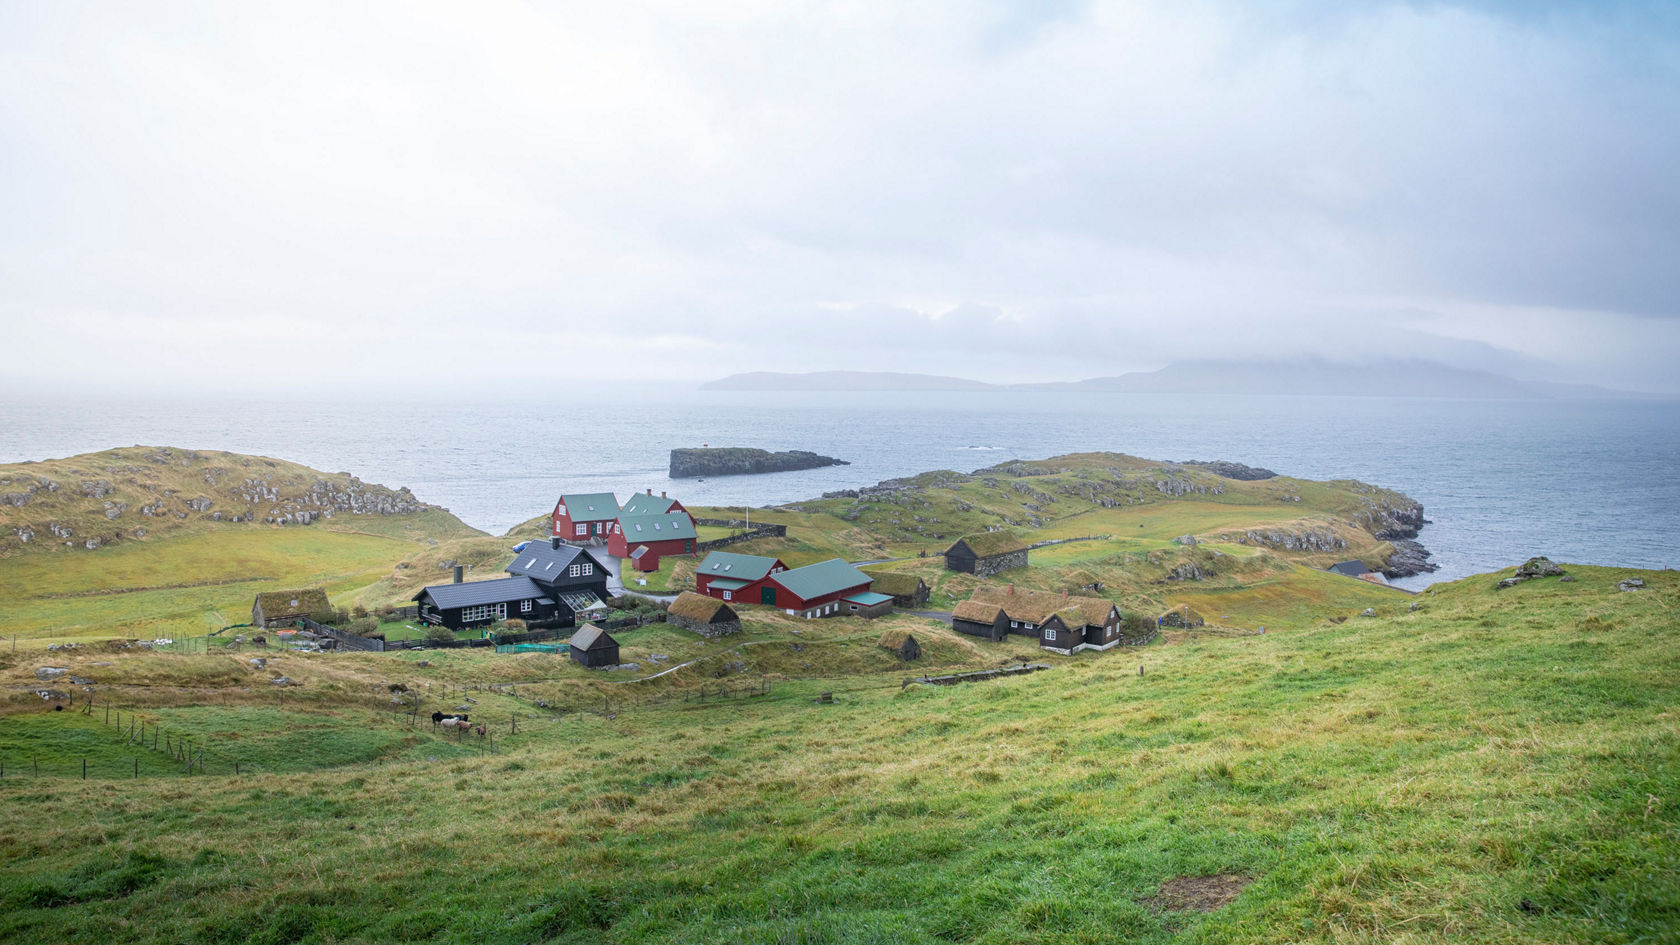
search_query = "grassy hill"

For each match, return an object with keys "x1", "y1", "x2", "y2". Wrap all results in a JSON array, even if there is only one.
[
  {"x1": 0, "y1": 564, "x2": 1672, "y2": 943},
  {"x1": 0, "y1": 448, "x2": 487, "y2": 640}
]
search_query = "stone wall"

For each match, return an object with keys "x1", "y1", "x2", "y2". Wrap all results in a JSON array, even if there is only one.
[
  {"x1": 670, "y1": 614, "x2": 742, "y2": 638},
  {"x1": 973, "y1": 548, "x2": 1029, "y2": 578}
]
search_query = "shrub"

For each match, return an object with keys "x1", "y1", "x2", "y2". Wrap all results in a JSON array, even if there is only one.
[
  {"x1": 347, "y1": 617, "x2": 379, "y2": 636},
  {"x1": 424, "y1": 625, "x2": 455, "y2": 644},
  {"x1": 351, "y1": 605, "x2": 368, "y2": 619},
  {"x1": 1122, "y1": 612, "x2": 1154, "y2": 634}
]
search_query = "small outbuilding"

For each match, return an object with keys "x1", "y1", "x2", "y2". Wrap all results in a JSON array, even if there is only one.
[
  {"x1": 629, "y1": 544, "x2": 660, "y2": 573},
  {"x1": 862, "y1": 569, "x2": 931, "y2": 608},
  {"x1": 252, "y1": 588, "x2": 332, "y2": 628},
  {"x1": 666, "y1": 591, "x2": 741, "y2": 638},
  {"x1": 951, "y1": 599, "x2": 1010, "y2": 641},
  {"x1": 567, "y1": 624, "x2": 620, "y2": 669},
  {"x1": 877, "y1": 629, "x2": 922, "y2": 661},
  {"x1": 944, "y1": 531, "x2": 1030, "y2": 577},
  {"x1": 1327, "y1": 560, "x2": 1371, "y2": 578}
]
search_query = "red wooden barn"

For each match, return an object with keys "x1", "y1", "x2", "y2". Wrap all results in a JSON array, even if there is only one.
[
  {"x1": 550, "y1": 493, "x2": 619, "y2": 543},
  {"x1": 695, "y1": 551, "x2": 788, "y2": 604},
  {"x1": 607, "y1": 511, "x2": 698, "y2": 559}
]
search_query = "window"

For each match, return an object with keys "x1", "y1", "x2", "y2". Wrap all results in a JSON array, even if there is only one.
[
  {"x1": 1010, "y1": 620, "x2": 1019, "y2": 628},
  {"x1": 521, "y1": 600, "x2": 533, "y2": 613},
  {"x1": 575, "y1": 523, "x2": 586, "y2": 536},
  {"x1": 1045, "y1": 628, "x2": 1057, "y2": 641},
  {"x1": 569, "y1": 564, "x2": 581, "y2": 577},
  {"x1": 460, "y1": 603, "x2": 507, "y2": 623},
  {"x1": 580, "y1": 563, "x2": 592, "y2": 576},
  {"x1": 723, "y1": 590, "x2": 732, "y2": 600}
]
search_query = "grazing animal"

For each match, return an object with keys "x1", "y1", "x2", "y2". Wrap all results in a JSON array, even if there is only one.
[
  {"x1": 440, "y1": 717, "x2": 466, "y2": 731},
  {"x1": 473, "y1": 724, "x2": 486, "y2": 737},
  {"x1": 431, "y1": 711, "x2": 445, "y2": 726}
]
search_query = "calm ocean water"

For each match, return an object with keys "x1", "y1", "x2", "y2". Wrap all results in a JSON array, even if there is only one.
[{"x1": 2, "y1": 391, "x2": 1676, "y2": 589}]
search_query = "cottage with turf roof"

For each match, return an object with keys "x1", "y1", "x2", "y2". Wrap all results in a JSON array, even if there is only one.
[
  {"x1": 861, "y1": 569, "x2": 931, "y2": 608},
  {"x1": 550, "y1": 492, "x2": 620, "y2": 544},
  {"x1": 958, "y1": 585, "x2": 1140, "y2": 653},
  {"x1": 567, "y1": 624, "x2": 619, "y2": 669},
  {"x1": 504, "y1": 538, "x2": 614, "y2": 626},
  {"x1": 665, "y1": 591, "x2": 741, "y2": 638},
  {"x1": 252, "y1": 587, "x2": 333, "y2": 628},
  {"x1": 944, "y1": 531, "x2": 1030, "y2": 576},
  {"x1": 951, "y1": 598, "x2": 1011, "y2": 641},
  {"x1": 765, "y1": 558, "x2": 890, "y2": 619},
  {"x1": 695, "y1": 550, "x2": 788, "y2": 604},
  {"x1": 413, "y1": 576, "x2": 557, "y2": 630}
]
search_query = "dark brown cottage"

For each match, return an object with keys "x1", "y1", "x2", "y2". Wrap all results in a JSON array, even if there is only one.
[
  {"x1": 862, "y1": 569, "x2": 931, "y2": 608},
  {"x1": 252, "y1": 588, "x2": 332, "y2": 628},
  {"x1": 567, "y1": 624, "x2": 619, "y2": 669},
  {"x1": 951, "y1": 599, "x2": 1011, "y2": 641},
  {"x1": 666, "y1": 591, "x2": 741, "y2": 638},
  {"x1": 944, "y1": 532, "x2": 1030, "y2": 577},
  {"x1": 958, "y1": 585, "x2": 1149, "y2": 654}
]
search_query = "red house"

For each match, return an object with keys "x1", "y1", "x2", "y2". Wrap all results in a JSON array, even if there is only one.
[
  {"x1": 695, "y1": 551, "x2": 787, "y2": 604},
  {"x1": 620, "y1": 489, "x2": 691, "y2": 519},
  {"x1": 550, "y1": 493, "x2": 619, "y2": 543},
  {"x1": 607, "y1": 511, "x2": 698, "y2": 559},
  {"x1": 764, "y1": 558, "x2": 885, "y2": 619}
]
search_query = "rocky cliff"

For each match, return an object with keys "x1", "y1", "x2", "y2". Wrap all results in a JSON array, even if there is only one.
[{"x1": 669, "y1": 448, "x2": 849, "y2": 479}]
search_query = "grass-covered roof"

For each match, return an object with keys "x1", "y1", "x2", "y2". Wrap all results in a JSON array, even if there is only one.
[{"x1": 950, "y1": 531, "x2": 1029, "y2": 559}]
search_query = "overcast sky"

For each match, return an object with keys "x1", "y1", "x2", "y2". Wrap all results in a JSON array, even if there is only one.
[{"x1": 3, "y1": 1, "x2": 1678, "y2": 394}]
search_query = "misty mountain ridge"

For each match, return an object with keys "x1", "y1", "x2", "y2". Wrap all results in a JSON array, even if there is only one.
[{"x1": 702, "y1": 361, "x2": 1664, "y2": 399}]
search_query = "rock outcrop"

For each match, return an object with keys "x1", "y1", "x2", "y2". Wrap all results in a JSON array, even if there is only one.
[
  {"x1": 1178, "y1": 460, "x2": 1278, "y2": 481},
  {"x1": 670, "y1": 448, "x2": 849, "y2": 479},
  {"x1": 1382, "y1": 539, "x2": 1439, "y2": 578},
  {"x1": 1496, "y1": 556, "x2": 1566, "y2": 589}
]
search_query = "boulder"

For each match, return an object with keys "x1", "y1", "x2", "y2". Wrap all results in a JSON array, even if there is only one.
[
  {"x1": 34, "y1": 667, "x2": 68, "y2": 680},
  {"x1": 1618, "y1": 578, "x2": 1647, "y2": 592},
  {"x1": 1360, "y1": 608, "x2": 1377, "y2": 618},
  {"x1": 1172, "y1": 535, "x2": 1198, "y2": 546},
  {"x1": 1515, "y1": 556, "x2": 1566, "y2": 579},
  {"x1": 270, "y1": 676, "x2": 293, "y2": 686},
  {"x1": 1559, "y1": 575, "x2": 1577, "y2": 583}
]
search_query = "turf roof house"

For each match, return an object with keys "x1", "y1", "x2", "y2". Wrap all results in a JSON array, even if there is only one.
[
  {"x1": 955, "y1": 585, "x2": 1133, "y2": 655},
  {"x1": 251, "y1": 588, "x2": 332, "y2": 628},
  {"x1": 861, "y1": 569, "x2": 931, "y2": 608},
  {"x1": 504, "y1": 538, "x2": 614, "y2": 627},
  {"x1": 696, "y1": 551, "x2": 789, "y2": 604},
  {"x1": 550, "y1": 492, "x2": 620, "y2": 544},
  {"x1": 944, "y1": 531, "x2": 1030, "y2": 577},
  {"x1": 766, "y1": 558, "x2": 893, "y2": 619},
  {"x1": 666, "y1": 591, "x2": 742, "y2": 638}
]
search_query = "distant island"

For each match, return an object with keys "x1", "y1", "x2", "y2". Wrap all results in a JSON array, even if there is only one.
[
  {"x1": 670, "y1": 447, "x2": 850, "y2": 479},
  {"x1": 702, "y1": 360, "x2": 1659, "y2": 399}
]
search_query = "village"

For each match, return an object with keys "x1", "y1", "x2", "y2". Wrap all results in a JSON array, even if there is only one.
[{"x1": 248, "y1": 486, "x2": 1196, "y2": 671}]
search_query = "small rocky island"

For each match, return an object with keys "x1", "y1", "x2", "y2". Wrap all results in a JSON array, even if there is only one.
[{"x1": 670, "y1": 448, "x2": 849, "y2": 479}]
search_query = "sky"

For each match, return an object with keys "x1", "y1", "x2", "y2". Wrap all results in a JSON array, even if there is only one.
[{"x1": 2, "y1": 0, "x2": 1678, "y2": 394}]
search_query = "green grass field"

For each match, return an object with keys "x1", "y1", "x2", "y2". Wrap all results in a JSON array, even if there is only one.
[{"x1": 0, "y1": 566, "x2": 1674, "y2": 944}]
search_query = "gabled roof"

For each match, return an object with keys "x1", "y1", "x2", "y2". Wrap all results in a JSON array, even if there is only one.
[
  {"x1": 967, "y1": 585, "x2": 1118, "y2": 628},
  {"x1": 842, "y1": 591, "x2": 894, "y2": 607},
  {"x1": 617, "y1": 512, "x2": 697, "y2": 541},
  {"x1": 697, "y1": 551, "x2": 782, "y2": 582},
  {"x1": 668, "y1": 591, "x2": 735, "y2": 623},
  {"x1": 568, "y1": 624, "x2": 618, "y2": 651},
  {"x1": 254, "y1": 587, "x2": 330, "y2": 617},
  {"x1": 1328, "y1": 560, "x2": 1370, "y2": 577},
  {"x1": 506, "y1": 541, "x2": 611, "y2": 581},
  {"x1": 418, "y1": 576, "x2": 546, "y2": 610},
  {"x1": 621, "y1": 493, "x2": 680, "y2": 516},
  {"x1": 949, "y1": 531, "x2": 1030, "y2": 559},
  {"x1": 771, "y1": 558, "x2": 871, "y2": 600},
  {"x1": 557, "y1": 493, "x2": 620, "y2": 523},
  {"x1": 952, "y1": 599, "x2": 1005, "y2": 623},
  {"x1": 861, "y1": 570, "x2": 927, "y2": 597}
]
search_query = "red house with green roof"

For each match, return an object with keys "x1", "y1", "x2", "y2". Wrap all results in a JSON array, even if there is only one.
[
  {"x1": 765, "y1": 558, "x2": 891, "y2": 619},
  {"x1": 550, "y1": 493, "x2": 619, "y2": 544}
]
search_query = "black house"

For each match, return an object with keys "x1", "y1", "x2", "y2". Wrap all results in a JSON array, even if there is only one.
[
  {"x1": 1327, "y1": 560, "x2": 1370, "y2": 578},
  {"x1": 944, "y1": 532, "x2": 1030, "y2": 577},
  {"x1": 567, "y1": 624, "x2": 619, "y2": 668},
  {"x1": 506, "y1": 538, "x2": 614, "y2": 627},
  {"x1": 414, "y1": 576, "x2": 557, "y2": 630}
]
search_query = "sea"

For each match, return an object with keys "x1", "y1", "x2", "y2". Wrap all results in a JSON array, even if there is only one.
[{"x1": 2, "y1": 391, "x2": 1676, "y2": 589}]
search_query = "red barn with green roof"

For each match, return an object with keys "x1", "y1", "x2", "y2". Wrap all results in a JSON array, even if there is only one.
[
  {"x1": 764, "y1": 558, "x2": 884, "y2": 619},
  {"x1": 695, "y1": 551, "x2": 788, "y2": 604}
]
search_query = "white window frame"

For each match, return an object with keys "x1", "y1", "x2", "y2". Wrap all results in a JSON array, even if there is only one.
[
  {"x1": 459, "y1": 602, "x2": 507, "y2": 623},
  {"x1": 574, "y1": 523, "x2": 586, "y2": 537},
  {"x1": 521, "y1": 600, "x2": 533, "y2": 613},
  {"x1": 580, "y1": 563, "x2": 592, "y2": 575},
  {"x1": 569, "y1": 564, "x2": 582, "y2": 577},
  {"x1": 1045, "y1": 627, "x2": 1057, "y2": 641},
  {"x1": 723, "y1": 590, "x2": 732, "y2": 600}
]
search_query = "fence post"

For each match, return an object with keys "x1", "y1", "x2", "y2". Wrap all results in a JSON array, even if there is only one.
[{"x1": 82, "y1": 758, "x2": 86, "y2": 780}]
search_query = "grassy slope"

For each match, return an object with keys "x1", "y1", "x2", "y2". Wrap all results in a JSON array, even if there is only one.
[{"x1": 0, "y1": 565, "x2": 1673, "y2": 944}]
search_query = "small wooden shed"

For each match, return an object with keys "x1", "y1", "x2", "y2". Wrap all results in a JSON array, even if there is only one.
[
  {"x1": 877, "y1": 629, "x2": 922, "y2": 661},
  {"x1": 629, "y1": 544, "x2": 661, "y2": 573},
  {"x1": 666, "y1": 591, "x2": 741, "y2": 638},
  {"x1": 950, "y1": 599, "x2": 1009, "y2": 641},
  {"x1": 567, "y1": 624, "x2": 620, "y2": 669},
  {"x1": 862, "y1": 569, "x2": 931, "y2": 607}
]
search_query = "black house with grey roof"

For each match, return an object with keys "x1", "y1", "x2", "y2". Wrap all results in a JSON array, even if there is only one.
[
  {"x1": 504, "y1": 538, "x2": 614, "y2": 627},
  {"x1": 413, "y1": 576, "x2": 557, "y2": 630}
]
